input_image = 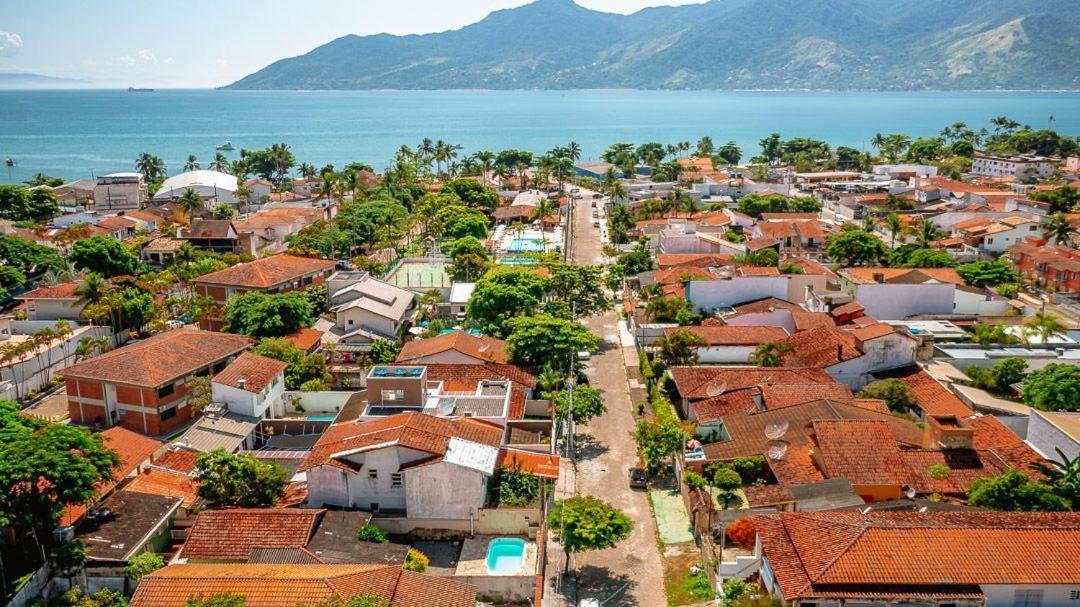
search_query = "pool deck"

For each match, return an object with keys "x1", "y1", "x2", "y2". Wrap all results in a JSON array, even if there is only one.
[{"x1": 454, "y1": 534, "x2": 538, "y2": 577}]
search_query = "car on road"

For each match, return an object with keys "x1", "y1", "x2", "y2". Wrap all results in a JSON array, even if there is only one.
[
  {"x1": 629, "y1": 467, "x2": 648, "y2": 489},
  {"x1": 571, "y1": 188, "x2": 580, "y2": 194},
  {"x1": 592, "y1": 220, "x2": 601, "y2": 228},
  {"x1": 576, "y1": 350, "x2": 592, "y2": 361}
]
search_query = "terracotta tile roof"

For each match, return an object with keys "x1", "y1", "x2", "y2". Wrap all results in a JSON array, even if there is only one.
[
  {"x1": 653, "y1": 266, "x2": 716, "y2": 285},
  {"x1": 17, "y1": 280, "x2": 82, "y2": 300},
  {"x1": 124, "y1": 468, "x2": 199, "y2": 508},
  {"x1": 746, "y1": 236, "x2": 781, "y2": 252},
  {"x1": 664, "y1": 325, "x2": 788, "y2": 346},
  {"x1": 669, "y1": 366, "x2": 834, "y2": 401},
  {"x1": 760, "y1": 383, "x2": 854, "y2": 409},
  {"x1": 760, "y1": 213, "x2": 819, "y2": 220},
  {"x1": 284, "y1": 327, "x2": 324, "y2": 352},
  {"x1": 407, "y1": 362, "x2": 536, "y2": 390},
  {"x1": 61, "y1": 427, "x2": 161, "y2": 526},
  {"x1": 131, "y1": 563, "x2": 477, "y2": 607},
  {"x1": 154, "y1": 448, "x2": 200, "y2": 474},
  {"x1": 842, "y1": 267, "x2": 964, "y2": 285},
  {"x1": 656, "y1": 253, "x2": 734, "y2": 269},
  {"x1": 791, "y1": 311, "x2": 835, "y2": 332},
  {"x1": 194, "y1": 254, "x2": 336, "y2": 289},
  {"x1": 811, "y1": 420, "x2": 911, "y2": 485},
  {"x1": 849, "y1": 322, "x2": 900, "y2": 342},
  {"x1": 731, "y1": 297, "x2": 803, "y2": 314},
  {"x1": 497, "y1": 448, "x2": 560, "y2": 479},
  {"x1": 213, "y1": 351, "x2": 288, "y2": 394},
  {"x1": 871, "y1": 365, "x2": 971, "y2": 417},
  {"x1": 766, "y1": 444, "x2": 826, "y2": 486},
  {"x1": 779, "y1": 326, "x2": 861, "y2": 368},
  {"x1": 396, "y1": 331, "x2": 508, "y2": 364},
  {"x1": 301, "y1": 412, "x2": 504, "y2": 472},
  {"x1": 184, "y1": 219, "x2": 236, "y2": 239},
  {"x1": 757, "y1": 222, "x2": 797, "y2": 239},
  {"x1": 181, "y1": 509, "x2": 322, "y2": 560},
  {"x1": 753, "y1": 511, "x2": 1080, "y2": 600},
  {"x1": 144, "y1": 237, "x2": 186, "y2": 252},
  {"x1": 830, "y1": 301, "x2": 864, "y2": 318},
  {"x1": 898, "y1": 448, "x2": 1010, "y2": 494},
  {"x1": 60, "y1": 327, "x2": 253, "y2": 388},
  {"x1": 692, "y1": 388, "x2": 761, "y2": 422},
  {"x1": 736, "y1": 266, "x2": 780, "y2": 276}
]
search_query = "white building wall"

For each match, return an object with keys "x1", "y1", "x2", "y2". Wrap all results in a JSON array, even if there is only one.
[
  {"x1": 687, "y1": 277, "x2": 789, "y2": 314},
  {"x1": 854, "y1": 283, "x2": 956, "y2": 320},
  {"x1": 211, "y1": 373, "x2": 285, "y2": 418},
  {"x1": 307, "y1": 464, "x2": 349, "y2": 507},
  {"x1": 342, "y1": 446, "x2": 429, "y2": 511},
  {"x1": 696, "y1": 345, "x2": 757, "y2": 364},
  {"x1": 337, "y1": 307, "x2": 398, "y2": 339},
  {"x1": 980, "y1": 224, "x2": 1039, "y2": 253},
  {"x1": 725, "y1": 310, "x2": 796, "y2": 333},
  {"x1": 404, "y1": 460, "x2": 488, "y2": 519},
  {"x1": 953, "y1": 289, "x2": 1013, "y2": 316},
  {"x1": 981, "y1": 585, "x2": 1080, "y2": 607},
  {"x1": 826, "y1": 334, "x2": 917, "y2": 389},
  {"x1": 1026, "y1": 411, "x2": 1080, "y2": 461}
]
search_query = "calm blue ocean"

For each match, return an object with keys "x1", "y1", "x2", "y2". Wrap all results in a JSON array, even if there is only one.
[{"x1": 2, "y1": 89, "x2": 1079, "y2": 184}]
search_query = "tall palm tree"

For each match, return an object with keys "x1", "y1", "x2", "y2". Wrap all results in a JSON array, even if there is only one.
[
  {"x1": 269, "y1": 142, "x2": 293, "y2": 185},
  {"x1": 531, "y1": 197, "x2": 556, "y2": 223},
  {"x1": 135, "y1": 152, "x2": 166, "y2": 182},
  {"x1": 209, "y1": 152, "x2": 231, "y2": 173},
  {"x1": 184, "y1": 154, "x2": 200, "y2": 172},
  {"x1": 916, "y1": 220, "x2": 941, "y2": 248},
  {"x1": 75, "y1": 273, "x2": 108, "y2": 306},
  {"x1": 749, "y1": 342, "x2": 792, "y2": 367},
  {"x1": 1043, "y1": 214, "x2": 1078, "y2": 247},
  {"x1": 566, "y1": 141, "x2": 582, "y2": 164},
  {"x1": 1025, "y1": 310, "x2": 1066, "y2": 345},
  {"x1": 885, "y1": 213, "x2": 905, "y2": 248},
  {"x1": 298, "y1": 162, "x2": 317, "y2": 178},
  {"x1": 74, "y1": 335, "x2": 111, "y2": 362},
  {"x1": 474, "y1": 151, "x2": 495, "y2": 185},
  {"x1": 177, "y1": 188, "x2": 205, "y2": 224},
  {"x1": 609, "y1": 180, "x2": 628, "y2": 204}
]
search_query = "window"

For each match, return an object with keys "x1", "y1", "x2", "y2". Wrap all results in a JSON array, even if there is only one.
[
  {"x1": 391, "y1": 473, "x2": 403, "y2": 487},
  {"x1": 382, "y1": 389, "x2": 405, "y2": 402},
  {"x1": 1014, "y1": 590, "x2": 1043, "y2": 607},
  {"x1": 160, "y1": 406, "x2": 177, "y2": 421},
  {"x1": 368, "y1": 469, "x2": 378, "y2": 480},
  {"x1": 158, "y1": 383, "x2": 175, "y2": 398},
  {"x1": 1069, "y1": 591, "x2": 1080, "y2": 601}
]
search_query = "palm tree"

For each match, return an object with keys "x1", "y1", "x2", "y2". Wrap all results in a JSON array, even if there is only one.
[
  {"x1": 601, "y1": 168, "x2": 618, "y2": 196},
  {"x1": 566, "y1": 141, "x2": 582, "y2": 164},
  {"x1": 177, "y1": 187, "x2": 205, "y2": 224},
  {"x1": 209, "y1": 152, "x2": 231, "y2": 173},
  {"x1": 1024, "y1": 310, "x2": 1066, "y2": 345},
  {"x1": 609, "y1": 180, "x2": 628, "y2": 204},
  {"x1": 184, "y1": 154, "x2": 200, "y2": 172},
  {"x1": 474, "y1": 151, "x2": 496, "y2": 185},
  {"x1": 885, "y1": 213, "x2": 904, "y2": 248},
  {"x1": 1, "y1": 344, "x2": 24, "y2": 401},
  {"x1": 916, "y1": 220, "x2": 941, "y2": 248},
  {"x1": 135, "y1": 152, "x2": 166, "y2": 182},
  {"x1": 1043, "y1": 214, "x2": 1078, "y2": 247},
  {"x1": 531, "y1": 197, "x2": 556, "y2": 223},
  {"x1": 749, "y1": 342, "x2": 792, "y2": 367},
  {"x1": 298, "y1": 162, "x2": 317, "y2": 178},
  {"x1": 75, "y1": 273, "x2": 108, "y2": 306},
  {"x1": 269, "y1": 142, "x2": 293, "y2": 185},
  {"x1": 175, "y1": 242, "x2": 197, "y2": 266},
  {"x1": 1030, "y1": 447, "x2": 1079, "y2": 505}
]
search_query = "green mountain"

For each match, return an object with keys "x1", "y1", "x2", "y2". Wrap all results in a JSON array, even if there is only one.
[{"x1": 225, "y1": 0, "x2": 1080, "y2": 91}]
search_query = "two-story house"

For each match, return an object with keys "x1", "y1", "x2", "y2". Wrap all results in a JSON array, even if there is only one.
[{"x1": 322, "y1": 271, "x2": 416, "y2": 352}]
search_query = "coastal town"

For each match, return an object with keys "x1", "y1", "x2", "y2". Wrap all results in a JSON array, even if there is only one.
[{"x1": 1, "y1": 118, "x2": 1080, "y2": 607}]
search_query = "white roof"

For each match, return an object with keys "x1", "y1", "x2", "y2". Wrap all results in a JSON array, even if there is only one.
[
  {"x1": 449, "y1": 282, "x2": 476, "y2": 304},
  {"x1": 444, "y1": 437, "x2": 498, "y2": 475},
  {"x1": 154, "y1": 170, "x2": 238, "y2": 199}
]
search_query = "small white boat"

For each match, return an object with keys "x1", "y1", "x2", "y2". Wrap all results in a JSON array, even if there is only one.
[
  {"x1": 4, "y1": 157, "x2": 14, "y2": 167},
  {"x1": 216, "y1": 140, "x2": 236, "y2": 151}
]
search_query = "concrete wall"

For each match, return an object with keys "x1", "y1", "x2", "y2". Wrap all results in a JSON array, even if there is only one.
[
  {"x1": 285, "y1": 390, "x2": 353, "y2": 414},
  {"x1": 725, "y1": 310, "x2": 796, "y2": 333},
  {"x1": 696, "y1": 345, "x2": 757, "y2": 364},
  {"x1": 373, "y1": 507, "x2": 540, "y2": 537},
  {"x1": 687, "y1": 277, "x2": 789, "y2": 314},
  {"x1": 461, "y1": 575, "x2": 536, "y2": 603},
  {"x1": 344, "y1": 446, "x2": 430, "y2": 511},
  {"x1": 405, "y1": 460, "x2": 488, "y2": 519},
  {"x1": 953, "y1": 289, "x2": 1013, "y2": 316},
  {"x1": 23, "y1": 299, "x2": 84, "y2": 321},
  {"x1": 785, "y1": 274, "x2": 827, "y2": 305},
  {"x1": 982, "y1": 585, "x2": 1080, "y2": 607},
  {"x1": 1026, "y1": 411, "x2": 1079, "y2": 461},
  {"x1": 210, "y1": 374, "x2": 286, "y2": 418},
  {"x1": 0, "y1": 325, "x2": 114, "y2": 399},
  {"x1": 854, "y1": 283, "x2": 955, "y2": 320},
  {"x1": 827, "y1": 334, "x2": 917, "y2": 389},
  {"x1": 337, "y1": 306, "x2": 399, "y2": 340}
]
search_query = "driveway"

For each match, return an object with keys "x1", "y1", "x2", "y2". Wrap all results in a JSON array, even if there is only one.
[{"x1": 553, "y1": 194, "x2": 666, "y2": 607}]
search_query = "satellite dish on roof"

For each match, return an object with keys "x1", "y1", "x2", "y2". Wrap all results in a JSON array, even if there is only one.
[
  {"x1": 904, "y1": 486, "x2": 917, "y2": 499},
  {"x1": 767, "y1": 441, "x2": 788, "y2": 460},
  {"x1": 705, "y1": 381, "x2": 727, "y2": 398},
  {"x1": 764, "y1": 421, "x2": 789, "y2": 440}
]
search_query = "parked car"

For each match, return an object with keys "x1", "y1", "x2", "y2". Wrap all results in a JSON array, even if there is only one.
[{"x1": 629, "y1": 467, "x2": 648, "y2": 489}]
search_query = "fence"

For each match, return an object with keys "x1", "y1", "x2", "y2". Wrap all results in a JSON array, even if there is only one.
[{"x1": 373, "y1": 507, "x2": 542, "y2": 538}]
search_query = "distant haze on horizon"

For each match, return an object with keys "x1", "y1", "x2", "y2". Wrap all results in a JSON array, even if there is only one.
[{"x1": 0, "y1": 0, "x2": 706, "y2": 88}]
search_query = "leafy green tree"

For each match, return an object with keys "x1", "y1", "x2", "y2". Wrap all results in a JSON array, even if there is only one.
[
  {"x1": 62, "y1": 588, "x2": 130, "y2": 607},
  {"x1": 0, "y1": 185, "x2": 60, "y2": 222},
  {"x1": 356, "y1": 523, "x2": 388, "y2": 543},
  {"x1": 223, "y1": 292, "x2": 315, "y2": 338},
  {"x1": 552, "y1": 385, "x2": 606, "y2": 424},
  {"x1": 252, "y1": 338, "x2": 330, "y2": 390},
  {"x1": 749, "y1": 342, "x2": 791, "y2": 368},
  {"x1": 71, "y1": 236, "x2": 143, "y2": 276},
  {"x1": 968, "y1": 470, "x2": 1069, "y2": 512},
  {"x1": 52, "y1": 539, "x2": 87, "y2": 588},
  {"x1": 968, "y1": 323, "x2": 1020, "y2": 348},
  {"x1": 990, "y1": 357, "x2": 1029, "y2": 392},
  {"x1": 432, "y1": 203, "x2": 488, "y2": 240},
  {"x1": 125, "y1": 551, "x2": 165, "y2": 583},
  {"x1": 1043, "y1": 213, "x2": 1078, "y2": 247},
  {"x1": 369, "y1": 339, "x2": 401, "y2": 364},
  {"x1": 712, "y1": 467, "x2": 743, "y2": 509},
  {"x1": 905, "y1": 248, "x2": 957, "y2": 268},
  {"x1": 449, "y1": 253, "x2": 490, "y2": 282},
  {"x1": 656, "y1": 329, "x2": 706, "y2": 367},
  {"x1": 194, "y1": 449, "x2": 287, "y2": 507},
  {"x1": 547, "y1": 496, "x2": 632, "y2": 573},
  {"x1": 466, "y1": 270, "x2": 550, "y2": 337},
  {"x1": 403, "y1": 549, "x2": 429, "y2": 573},
  {"x1": 211, "y1": 203, "x2": 237, "y2": 220},
  {"x1": 826, "y1": 229, "x2": 888, "y2": 267},
  {"x1": 305, "y1": 284, "x2": 328, "y2": 314},
  {"x1": 737, "y1": 193, "x2": 820, "y2": 218},
  {"x1": 1030, "y1": 448, "x2": 1080, "y2": 507},
  {"x1": 1030, "y1": 186, "x2": 1079, "y2": 214},
  {"x1": 606, "y1": 205, "x2": 635, "y2": 244},
  {"x1": 956, "y1": 259, "x2": 1019, "y2": 288},
  {"x1": 299, "y1": 595, "x2": 389, "y2": 607},
  {"x1": 546, "y1": 263, "x2": 610, "y2": 318},
  {"x1": 683, "y1": 469, "x2": 708, "y2": 492},
  {"x1": 439, "y1": 178, "x2": 499, "y2": 208},
  {"x1": 495, "y1": 466, "x2": 542, "y2": 506},
  {"x1": 0, "y1": 234, "x2": 67, "y2": 274},
  {"x1": 634, "y1": 417, "x2": 688, "y2": 471},
  {"x1": 183, "y1": 595, "x2": 246, "y2": 607},
  {"x1": 449, "y1": 235, "x2": 487, "y2": 259},
  {"x1": 857, "y1": 379, "x2": 916, "y2": 413},
  {"x1": 506, "y1": 314, "x2": 598, "y2": 369},
  {"x1": 616, "y1": 241, "x2": 655, "y2": 275},
  {"x1": 1022, "y1": 364, "x2": 1080, "y2": 412}
]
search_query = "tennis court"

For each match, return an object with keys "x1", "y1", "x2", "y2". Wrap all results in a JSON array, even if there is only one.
[{"x1": 386, "y1": 261, "x2": 452, "y2": 289}]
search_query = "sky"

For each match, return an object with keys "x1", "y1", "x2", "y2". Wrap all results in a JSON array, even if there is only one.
[{"x1": 0, "y1": 0, "x2": 706, "y2": 88}]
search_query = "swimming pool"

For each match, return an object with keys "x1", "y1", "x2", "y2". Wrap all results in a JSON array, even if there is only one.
[
  {"x1": 307, "y1": 416, "x2": 336, "y2": 422},
  {"x1": 507, "y1": 238, "x2": 546, "y2": 253},
  {"x1": 485, "y1": 537, "x2": 526, "y2": 575}
]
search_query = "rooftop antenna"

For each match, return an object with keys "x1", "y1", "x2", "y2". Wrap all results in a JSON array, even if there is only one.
[{"x1": 861, "y1": 506, "x2": 872, "y2": 514}]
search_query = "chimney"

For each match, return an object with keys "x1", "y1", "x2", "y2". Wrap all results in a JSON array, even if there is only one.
[
  {"x1": 872, "y1": 272, "x2": 885, "y2": 283},
  {"x1": 922, "y1": 415, "x2": 974, "y2": 450},
  {"x1": 238, "y1": 378, "x2": 247, "y2": 390},
  {"x1": 836, "y1": 343, "x2": 844, "y2": 361}
]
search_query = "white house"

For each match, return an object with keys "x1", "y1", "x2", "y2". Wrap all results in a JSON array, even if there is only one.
[
  {"x1": 154, "y1": 170, "x2": 239, "y2": 204},
  {"x1": 782, "y1": 323, "x2": 918, "y2": 389},
  {"x1": 210, "y1": 352, "x2": 288, "y2": 419},
  {"x1": 839, "y1": 268, "x2": 965, "y2": 320},
  {"x1": 662, "y1": 325, "x2": 789, "y2": 364},
  {"x1": 686, "y1": 276, "x2": 790, "y2": 314},
  {"x1": 972, "y1": 152, "x2": 1054, "y2": 182},
  {"x1": 325, "y1": 271, "x2": 417, "y2": 349}
]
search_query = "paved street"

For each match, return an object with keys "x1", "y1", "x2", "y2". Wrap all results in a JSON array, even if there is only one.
[{"x1": 550, "y1": 190, "x2": 666, "y2": 607}]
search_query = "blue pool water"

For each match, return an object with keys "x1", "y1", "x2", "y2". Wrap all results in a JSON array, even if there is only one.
[
  {"x1": 486, "y1": 537, "x2": 526, "y2": 575},
  {"x1": 306, "y1": 416, "x2": 336, "y2": 422},
  {"x1": 3, "y1": 89, "x2": 1079, "y2": 183},
  {"x1": 508, "y1": 238, "x2": 546, "y2": 253}
]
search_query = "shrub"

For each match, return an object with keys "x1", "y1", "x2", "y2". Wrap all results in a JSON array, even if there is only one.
[
  {"x1": 726, "y1": 517, "x2": 757, "y2": 549},
  {"x1": 356, "y1": 523, "x2": 388, "y2": 543},
  {"x1": 403, "y1": 548, "x2": 429, "y2": 573},
  {"x1": 496, "y1": 466, "x2": 540, "y2": 506}
]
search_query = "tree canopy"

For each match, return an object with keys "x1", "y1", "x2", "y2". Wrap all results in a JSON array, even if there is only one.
[
  {"x1": 826, "y1": 229, "x2": 888, "y2": 267},
  {"x1": 251, "y1": 338, "x2": 330, "y2": 390},
  {"x1": 552, "y1": 385, "x2": 607, "y2": 424},
  {"x1": 547, "y1": 496, "x2": 632, "y2": 571},
  {"x1": 634, "y1": 417, "x2": 688, "y2": 471},
  {"x1": 466, "y1": 269, "x2": 550, "y2": 337},
  {"x1": 1022, "y1": 364, "x2": 1080, "y2": 412},
  {"x1": 223, "y1": 291, "x2": 316, "y2": 338},
  {"x1": 71, "y1": 236, "x2": 144, "y2": 277},
  {"x1": 194, "y1": 449, "x2": 287, "y2": 507},
  {"x1": 0, "y1": 185, "x2": 60, "y2": 223},
  {"x1": 956, "y1": 259, "x2": 1019, "y2": 288},
  {"x1": 968, "y1": 470, "x2": 1070, "y2": 512},
  {"x1": 545, "y1": 263, "x2": 610, "y2": 318},
  {"x1": 506, "y1": 314, "x2": 598, "y2": 369}
]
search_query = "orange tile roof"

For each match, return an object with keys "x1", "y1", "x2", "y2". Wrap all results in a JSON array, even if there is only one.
[
  {"x1": 283, "y1": 327, "x2": 324, "y2": 352},
  {"x1": 779, "y1": 326, "x2": 861, "y2": 368},
  {"x1": 736, "y1": 266, "x2": 780, "y2": 276},
  {"x1": 212, "y1": 351, "x2": 288, "y2": 394},
  {"x1": 60, "y1": 328, "x2": 253, "y2": 389},
  {"x1": 181, "y1": 509, "x2": 322, "y2": 560},
  {"x1": 791, "y1": 311, "x2": 835, "y2": 332},
  {"x1": 811, "y1": 420, "x2": 911, "y2": 485},
  {"x1": 664, "y1": 325, "x2": 788, "y2": 346},
  {"x1": 756, "y1": 221, "x2": 797, "y2": 239},
  {"x1": 396, "y1": 331, "x2": 508, "y2": 364},
  {"x1": 301, "y1": 412, "x2": 504, "y2": 472},
  {"x1": 124, "y1": 469, "x2": 199, "y2": 508},
  {"x1": 760, "y1": 213, "x2": 818, "y2": 220},
  {"x1": 131, "y1": 563, "x2": 477, "y2": 607},
  {"x1": 17, "y1": 281, "x2": 82, "y2": 300},
  {"x1": 497, "y1": 449, "x2": 560, "y2": 479},
  {"x1": 407, "y1": 362, "x2": 536, "y2": 390},
  {"x1": 871, "y1": 365, "x2": 971, "y2": 417},
  {"x1": 654, "y1": 266, "x2": 716, "y2": 284},
  {"x1": 760, "y1": 383, "x2": 854, "y2": 410},
  {"x1": 754, "y1": 511, "x2": 1080, "y2": 600},
  {"x1": 669, "y1": 366, "x2": 834, "y2": 401},
  {"x1": 61, "y1": 427, "x2": 161, "y2": 526},
  {"x1": 731, "y1": 297, "x2": 804, "y2": 314},
  {"x1": 194, "y1": 254, "x2": 336, "y2": 289},
  {"x1": 154, "y1": 448, "x2": 200, "y2": 473},
  {"x1": 842, "y1": 267, "x2": 964, "y2": 285}
]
